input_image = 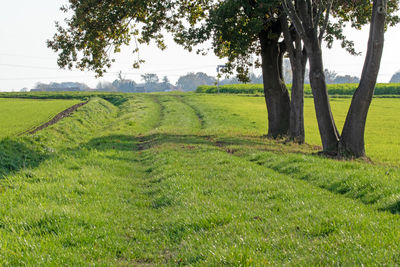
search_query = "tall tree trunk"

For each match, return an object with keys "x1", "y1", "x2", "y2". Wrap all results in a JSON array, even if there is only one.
[
  {"x1": 307, "y1": 42, "x2": 340, "y2": 152},
  {"x1": 289, "y1": 49, "x2": 307, "y2": 143},
  {"x1": 281, "y1": 15, "x2": 307, "y2": 143},
  {"x1": 259, "y1": 28, "x2": 291, "y2": 138},
  {"x1": 339, "y1": 0, "x2": 387, "y2": 157}
]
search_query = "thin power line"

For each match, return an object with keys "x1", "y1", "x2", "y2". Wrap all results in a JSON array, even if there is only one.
[{"x1": 0, "y1": 52, "x2": 54, "y2": 60}]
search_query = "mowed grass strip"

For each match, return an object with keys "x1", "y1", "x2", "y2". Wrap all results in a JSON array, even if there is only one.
[{"x1": 0, "y1": 98, "x2": 82, "y2": 138}]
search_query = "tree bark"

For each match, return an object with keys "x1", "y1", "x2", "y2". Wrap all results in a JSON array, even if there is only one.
[
  {"x1": 259, "y1": 27, "x2": 291, "y2": 138},
  {"x1": 307, "y1": 42, "x2": 340, "y2": 152},
  {"x1": 289, "y1": 49, "x2": 307, "y2": 143},
  {"x1": 339, "y1": 0, "x2": 387, "y2": 157},
  {"x1": 281, "y1": 15, "x2": 307, "y2": 143}
]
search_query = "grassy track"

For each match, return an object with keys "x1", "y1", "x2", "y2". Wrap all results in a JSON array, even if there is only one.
[
  {"x1": 1, "y1": 93, "x2": 400, "y2": 265},
  {"x1": 0, "y1": 98, "x2": 82, "y2": 138}
]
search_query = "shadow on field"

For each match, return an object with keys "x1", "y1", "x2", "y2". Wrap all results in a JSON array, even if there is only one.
[
  {"x1": 383, "y1": 201, "x2": 400, "y2": 215},
  {"x1": 84, "y1": 133, "x2": 267, "y2": 152},
  {"x1": 84, "y1": 133, "x2": 400, "y2": 215},
  {"x1": 0, "y1": 138, "x2": 48, "y2": 179}
]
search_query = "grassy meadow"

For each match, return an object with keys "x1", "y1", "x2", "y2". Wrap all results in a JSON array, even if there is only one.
[
  {"x1": 0, "y1": 98, "x2": 81, "y2": 138},
  {"x1": 0, "y1": 93, "x2": 400, "y2": 265},
  {"x1": 186, "y1": 94, "x2": 400, "y2": 165}
]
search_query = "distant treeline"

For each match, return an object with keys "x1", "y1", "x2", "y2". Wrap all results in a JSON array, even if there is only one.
[
  {"x1": 27, "y1": 72, "x2": 218, "y2": 93},
  {"x1": 196, "y1": 83, "x2": 400, "y2": 96},
  {"x1": 23, "y1": 68, "x2": 400, "y2": 93}
]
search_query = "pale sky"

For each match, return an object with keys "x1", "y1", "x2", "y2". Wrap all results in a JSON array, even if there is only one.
[{"x1": 0, "y1": 0, "x2": 399, "y2": 91}]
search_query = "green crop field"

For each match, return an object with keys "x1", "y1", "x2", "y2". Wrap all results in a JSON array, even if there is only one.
[
  {"x1": 1, "y1": 93, "x2": 400, "y2": 265},
  {"x1": 0, "y1": 98, "x2": 82, "y2": 138},
  {"x1": 196, "y1": 83, "x2": 400, "y2": 96}
]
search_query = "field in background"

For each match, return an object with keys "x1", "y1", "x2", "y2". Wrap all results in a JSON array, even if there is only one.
[
  {"x1": 196, "y1": 83, "x2": 400, "y2": 96},
  {"x1": 187, "y1": 94, "x2": 400, "y2": 166},
  {"x1": 0, "y1": 98, "x2": 82, "y2": 138},
  {"x1": 0, "y1": 92, "x2": 400, "y2": 265}
]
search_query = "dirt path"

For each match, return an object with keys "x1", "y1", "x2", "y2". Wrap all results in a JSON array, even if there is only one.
[{"x1": 23, "y1": 100, "x2": 89, "y2": 135}]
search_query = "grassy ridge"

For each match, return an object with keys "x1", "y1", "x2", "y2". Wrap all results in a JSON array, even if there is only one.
[
  {"x1": 1, "y1": 93, "x2": 400, "y2": 264},
  {"x1": 0, "y1": 98, "x2": 82, "y2": 138},
  {"x1": 196, "y1": 83, "x2": 400, "y2": 96}
]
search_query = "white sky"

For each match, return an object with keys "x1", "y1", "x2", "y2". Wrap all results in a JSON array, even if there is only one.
[{"x1": 0, "y1": 0, "x2": 399, "y2": 91}]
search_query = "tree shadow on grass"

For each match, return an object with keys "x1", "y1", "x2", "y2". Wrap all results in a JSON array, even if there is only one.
[
  {"x1": 83, "y1": 133, "x2": 400, "y2": 216},
  {"x1": 83, "y1": 133, "x2": 268, "y2": 152},
  {"x1": 381, "y1": 201, "x2": 400, "y2": 215},
  {"x1": 0, "y1": 138, "x2": 48, "y2": 179}
]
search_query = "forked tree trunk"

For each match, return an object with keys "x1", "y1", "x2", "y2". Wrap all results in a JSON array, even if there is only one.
[
  {"x1": 259, "y1": 27, "x2": 291, "y2": 138},
  {"x1": 281, "y1": 15, "x2": 307, "y2": 143},
  {"x1": 281, "y1": 0, "x2": 339, "y2": 152},
  {"x1": 339, "y1": 0, "x2": 387, "y2": 157}
]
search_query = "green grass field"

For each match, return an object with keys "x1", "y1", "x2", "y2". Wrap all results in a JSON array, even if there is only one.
[
  {"x1": 1, "y1": 93, "x2": 400, "y2": 265},
  {"x1": 183, "y1": 94, "x2": 400, "y2": 165},
  {"x1": 0, "y1": 98, "x2": 82, "y2": 138}
]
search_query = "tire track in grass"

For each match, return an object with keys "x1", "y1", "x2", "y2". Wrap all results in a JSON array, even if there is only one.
[
  {"x1": 150, "y1": 95, "x2": 165, "y2": 130},
  {"x1": 176, "y1": 95, "x2": 205, "y2": 130},
  {"x1": 136, "y1": 95, "x2": 165, "y2": 151},
  {"x1": 157, "y1": 95, "x2": 202, "y2": 133},
  {"x1": 136, "y1": 95, "x2": 205, "y2": 151}
]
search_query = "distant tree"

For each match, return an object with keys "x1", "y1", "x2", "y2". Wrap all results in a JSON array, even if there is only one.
[
  {"x1": 333, "y1": 75, "x2": 360, "y2": 84},
  {"x1": 141, "y1": 73, "x2": 159, "y2": 84},
  {"x1": 176, "y1": 72, "x2": 216, "y2": 91},
  {"x1": 96, "y1": 81, "x2": 117, "y2": 92},
  {"x1": 140, "y1": 73, "x2": 159, "y2": 93},
  {"x1": 111, "y1": 72, "x2": 137, "y2": 92},
  {"x1": 33, "y1": 82, "x2": 90, "y2": 91},
  {"x1": 324, "y1": 69, "x2": 338, "y2": 84},
  {"x1": 112, "y1": 79, "x2": 136, "y2": 92},
  {"x1": 33, "y1": 83, "x2": 48, "y2": 91},
  {"x1": 220, "y1": 73, "x2": 263, "y2": 85},
  {"x1": 160, "y1": 76, "x2": 174, "y2": 91},
  {"x1": 320, "y1": 69, "x2": 360, "y2": 84},
  {"x1": 162, "y1": 76, "x2": 170, "y2": 84},
  {"x1": 20, "y1": 87, "x2": 29, "y2": 92},
  {"x1": 390, "y1": 72, "x2": 400, "y2": 83}
]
